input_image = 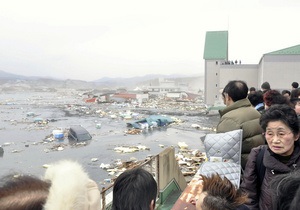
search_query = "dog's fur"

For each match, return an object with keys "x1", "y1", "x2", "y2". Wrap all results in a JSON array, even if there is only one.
[{"x1": 44, "y1": 160, "x2": 101, "y2": 210}]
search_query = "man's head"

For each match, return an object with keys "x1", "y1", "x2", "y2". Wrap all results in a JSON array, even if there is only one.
[
  {"x1": 112, "y1": 167, "x2": 157, "y2": 210},
  {"x1": 0, "y1": 174, "x2": 50, "y2": 210},
  {"x1": 249, "y1": 87, "x2": 256, "y2": 94},
  {"x1": 222, "y1": 80, "x2": 248, "y2": 106},
  {"x1": 292, "y1": 82, "x2": 299, "y2": 89},
  {"x1": 248, "y1": 91, "x2": 264, "y2": 107},
  {"x1": 261, "y1": 82, "x2": 271, "y2": 93},
  {"x1": 196, "y1": 174, "x2": 247, "y2": 210},
  {"x1": 282, "y1": 90, "x2": 291, "y2": 100}
]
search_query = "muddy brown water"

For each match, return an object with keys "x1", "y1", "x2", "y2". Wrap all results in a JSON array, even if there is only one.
[{"x1": 0, "y1": 91, "x2": 219, "y2": 188}]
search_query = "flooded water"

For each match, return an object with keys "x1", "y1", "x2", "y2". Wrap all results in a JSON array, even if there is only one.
[{"x1": 0, "y1": 90, "x2": 219, "y2": 188}]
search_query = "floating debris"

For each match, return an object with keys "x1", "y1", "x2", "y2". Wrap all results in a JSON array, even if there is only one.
[
  {"x1": 114, "y1": 145, "x2": 150, "y2": 153},
  {"x1": 91, "y1": 158, "x2": 99, "y2": 162},
  {"x1": 124, "y1": 129, "x2": 142, "y2": 135},
  {"x1": 42, "y1": 164, "x2": 50, "y2": 168},
  {"x1": 11, "y1": 149, "x2": 23, "y2": 153},
  {"x1": 100, "y1": 163, "x2": 112, "y2": 169},
  {"x1": 57, "y1": 147, "x2": 64, "y2": 151},
  {"x1": 178, "y1": 142, "x2": 188, "y2": 149},
  {"x1": 175, "y1": 149, "x2": 206, "y2": 178}
]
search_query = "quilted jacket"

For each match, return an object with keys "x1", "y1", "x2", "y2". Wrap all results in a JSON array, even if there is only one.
[
  {"x1": 240, "y1": 143, "x2": 300, "y2": 210},
  {"x1": 217, "y1": 98, "x2": 265, "y2": 168}
]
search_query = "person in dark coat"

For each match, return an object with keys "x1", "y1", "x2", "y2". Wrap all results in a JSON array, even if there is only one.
[{"x1": 240, "y1": 104, "x2": 300, "y2": 210}]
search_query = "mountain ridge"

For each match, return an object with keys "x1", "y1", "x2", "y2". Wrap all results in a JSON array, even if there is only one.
[{"x1": 0, "y1": 70, "x2": 204, "y2": 91}]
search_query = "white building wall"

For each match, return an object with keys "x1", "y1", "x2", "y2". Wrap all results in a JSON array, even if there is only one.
[
  {"x1": 261, "y1": 55, "x2": 300, "y2": 90},
  {"x1": 219, "y1": 64, "x2": 259, "y2": 90},
  {"x1": 204, "y1": 60, "x2": 222, "y2": 105}
]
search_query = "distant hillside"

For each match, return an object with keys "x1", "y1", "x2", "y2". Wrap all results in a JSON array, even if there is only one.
[
  {"x1": 0, "y1": 70, "x2": 204, "y2": 91},
  {"x1": 93, "y1": 74, "x2": 204, "y2": 90},
  {"x1": 0, "y1": 70, "x2": 28, "y2": 79}
]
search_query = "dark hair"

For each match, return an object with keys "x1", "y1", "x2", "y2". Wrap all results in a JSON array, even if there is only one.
[
  {"x1": 223, "y1": 80, "x2": 248, "y2": 102},
  {"x1": 260, "y1": 104, "x2": 299, "y2": 136},
  {"x1": 201, "y1": 174, "x2": 247, "y2": 210},
  {"x1": 249, "y1": 87, "x2": 256, "y2": 92},
  {"x1": 112, "y1": 167, "x2": 157, "y2": 210},
  {"x1": 0, "y1": 174, "x2": 50, "y2": 210},
  {"x1": 263, "y1": 90, "x2": 288, "y2": 107},
  {"x1": 281, "y1": 90, "x2": 291, "y2": 96},
  {"x1": 290, "y1": 89, "x2": 300, "y2": 106},
  {"x1": 270, "y1": 170, "x2": 300, "y2": 210},
  {"x1": 261, "y1": 82, "x2": 271, "y2": 90},
  {"x1": 248, "y1": 91, "x2": 264, "y2": 107},
  {"x1": 292, "y1": 82, "x2": 299, "y2": 89}
]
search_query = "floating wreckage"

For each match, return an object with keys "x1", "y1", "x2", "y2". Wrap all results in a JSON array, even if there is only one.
[
  {"x1": 126, "y1": 115, "x2": 174, "y2": 130},
  {"x1": 124, "y1": 115, "x2": 176, "y2": 135},
  {"x1": 114, "y1": 145, "x2": 150, "y2": 153}
]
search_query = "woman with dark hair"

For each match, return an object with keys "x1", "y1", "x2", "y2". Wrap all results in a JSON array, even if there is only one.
[{"x1": 240, "y1": 104, "x2": 300, "y2": 210}]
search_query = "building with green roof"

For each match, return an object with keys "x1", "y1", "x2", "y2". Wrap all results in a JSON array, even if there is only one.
[{"x1": 203, "y1": 31, "x2": 300, "y2": 105}]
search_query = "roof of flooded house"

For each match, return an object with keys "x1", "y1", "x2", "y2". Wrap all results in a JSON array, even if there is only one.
[
  {"x1": 203, "y1": 31, "x2": 228, "y2": 60},
  {"x1": 265, "y1": 44, "x2": 300, "y2": 55}
]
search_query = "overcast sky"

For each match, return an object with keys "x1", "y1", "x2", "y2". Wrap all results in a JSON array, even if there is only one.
[{"x1": 0, "y1": 0, "x2": 299, "y2": 81}]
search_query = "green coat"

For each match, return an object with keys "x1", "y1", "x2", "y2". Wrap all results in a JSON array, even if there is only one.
[{"x1": 217, "y1": 98, "x2": 265, "y2": 168}]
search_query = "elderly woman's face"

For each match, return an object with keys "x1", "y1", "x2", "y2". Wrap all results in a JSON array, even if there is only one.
[{"x1": 265, "y1": 121, "x2": 299, "y2": 156}]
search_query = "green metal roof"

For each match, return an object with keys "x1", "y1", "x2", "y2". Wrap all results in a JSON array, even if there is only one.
[
  {"x1": 203, "y1": 31, "x2": 228, "y2": 60},
  {"x1": 265, "y1": 44, "x2": 300, "y2": 55}
]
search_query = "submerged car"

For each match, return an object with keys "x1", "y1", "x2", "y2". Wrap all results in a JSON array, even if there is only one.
[{"x1": 68, "y1": 125, "x2": 92, "y2": 141}]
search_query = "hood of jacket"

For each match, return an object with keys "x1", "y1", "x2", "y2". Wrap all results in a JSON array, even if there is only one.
[{"x1": 43, "y1": 160, "x2": 101, "y2": 210}]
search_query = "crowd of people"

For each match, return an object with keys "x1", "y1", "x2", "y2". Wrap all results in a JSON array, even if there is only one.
[
  {"x1": 215, "y1": 80, "x2": 300, "y2": 210},
  {"x1": 1, "y1": 80, "x2": 300, "y2": 210}
]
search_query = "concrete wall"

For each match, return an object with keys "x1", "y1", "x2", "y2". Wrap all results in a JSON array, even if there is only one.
[
  {"x1": 261, "y1": 55, "x2": 300, "y2": 90},
  {"x1": 204, "y1": 60, "x2": 222, "y2": 105},
  {"x1": 219, "y1": 64, "x2": 259, "y2": 90},
  {"x1": 158, "y1": 147, "x2": 187, "y2": 192}
]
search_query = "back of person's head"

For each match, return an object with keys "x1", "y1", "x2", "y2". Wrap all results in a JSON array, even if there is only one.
[
  {"x1": 198, "y1": 174, "x2": 247, "y2": 210},
  {"x1": 112, "y1": 167, "x2": 157, "y2": 210},
  {"x1": 270, "y1": 170, "x2": 300, "y2": 210},
  {"x1": 292, "y1": 82, "x2": 299, "y2": 89},
  {"x1": 261, "y1": 82, "x2": 271, "y2": 91},
  {"x1": 281, "y1": 89, "x2": 291, "y2": 96},
  {"x1": 248, "y1": 91, "x2": 264, "y2": 107},
  {"x1": 0, "y1": 160, "x2": 101, "y2": 210},
  {"x1": 263, "y1": 89, "x2": 289, "y2": 108},
  {"x1": 0, "y1": 174, "x2": 50, "y2": 210},
  {"x1": 291, "y1": 89, "x2": 300, "y2": 100},
  {"x1": 249, "y1": 87, "x2": 256, "y2": 93},
  {"x1": 260, "y1": 104, "x2": 299, "y2": 135},
  {"x1": 223, "y1": 80, "x2": 248, "y2": 102}
]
